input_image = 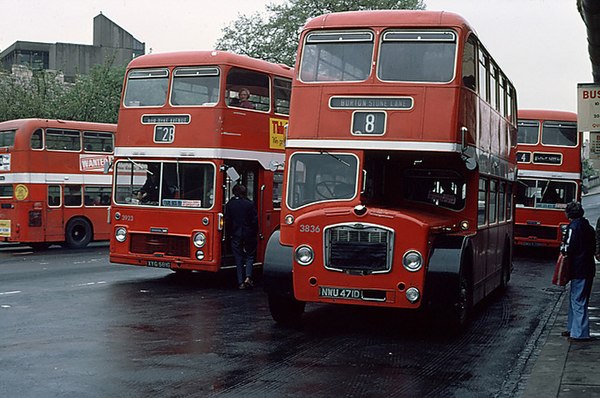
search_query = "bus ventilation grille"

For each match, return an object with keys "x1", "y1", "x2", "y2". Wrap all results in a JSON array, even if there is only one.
[
  {"x1": 130, "y1": 233, "x2": 190, "y2": 257},
  {"x1": 325, "y1": 225, "x2": 392, "y2": 274},
  {"x1": 514, "y1": 225, "x2": 558, "y2": 240}
]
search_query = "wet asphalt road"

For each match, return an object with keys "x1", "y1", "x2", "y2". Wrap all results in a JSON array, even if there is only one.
[{"x1": 3, "y1": 195, "x2": 599, "y2": 397}]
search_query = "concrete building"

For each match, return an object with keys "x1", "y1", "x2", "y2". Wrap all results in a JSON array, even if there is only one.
[{"x1": 0, "y1": 13, "x2": 144, "y2": 82}]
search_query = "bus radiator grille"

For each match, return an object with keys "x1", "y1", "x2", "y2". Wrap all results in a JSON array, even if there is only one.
[
  {"x1": 325, "y1": 225, "x2": 393, "y2": 273},
  {"x1": 130, "y1": 233, "x2": 190, "y2": 257}
]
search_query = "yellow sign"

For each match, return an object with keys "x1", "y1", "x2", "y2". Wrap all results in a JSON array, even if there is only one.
[
  {"x1": 0, "y1": 220, "x2": 10, "y2": 237},
  {"x1": 269, "y1": 118, "x2": 288, "y2": 150},
  {"x1": 14, "y1": 184, "x2": 29, "y2": 200}
]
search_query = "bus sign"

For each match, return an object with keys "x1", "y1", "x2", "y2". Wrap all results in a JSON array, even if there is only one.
[
  {"x1": 577, "y1": 83, "x2": 600, "y2": 132},
  {"x1": 0, "y1": 220, "x2": 10, "y2": 237},
  {"x1": 270, "y1": 118, "x2": 287, "y2": 150},
  {"x1": 0, "y1": 154, "x2": 10, "y2": 171},
  {"x1": 154, "y1": 125, "x2": 175, "y2": 143}
]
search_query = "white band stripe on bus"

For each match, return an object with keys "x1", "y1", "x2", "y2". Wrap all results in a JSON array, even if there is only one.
[
  {"x1": 0, "y1": 173, "x2": 112, "y2": 184},
  {"x1": 114, "y1": 147, "x2": 285, "y2": 169},
  {"x1": 517, "y1": 169, "x2": 581, "y2": 180},
  {"x1": 285, "y1": 139, "x2": 461, "y2": 152}
]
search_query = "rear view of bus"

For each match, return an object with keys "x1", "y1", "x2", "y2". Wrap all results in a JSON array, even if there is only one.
[
  {"x1": 264, "y1": 11, "x2": 517, "y2": 329},
  {"x1": 514, "y1": 110, "x2": 581, "y2": 248},
  {"x1": 0, "y1": 119, "x2": 115, "y2": 249},
  {"x1": 109, "y1": 51, "x2": 292, "y2": 273}
]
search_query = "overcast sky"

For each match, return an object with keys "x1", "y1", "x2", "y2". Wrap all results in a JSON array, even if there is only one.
[{"x1": 0, "y1": 0, "x2": 591, "y2": 112}]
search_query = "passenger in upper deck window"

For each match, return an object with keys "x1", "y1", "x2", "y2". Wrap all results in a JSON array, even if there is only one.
[{"x1": 230, "y1": 88, "x2": 255, "y2": 109}]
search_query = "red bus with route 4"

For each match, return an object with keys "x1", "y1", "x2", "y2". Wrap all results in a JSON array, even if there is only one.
[{"x1": 514, "y1": 110, "x2": 581, "y2": 248}]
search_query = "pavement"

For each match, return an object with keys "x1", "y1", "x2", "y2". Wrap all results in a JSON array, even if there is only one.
[{"x1": 521, "y1": 186, "x2": 600, "y2": 397}]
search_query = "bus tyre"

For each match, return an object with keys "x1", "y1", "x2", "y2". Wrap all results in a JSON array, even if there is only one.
[
  {"x1": 65, "y1": 218, "x2": 92, "y2": 249},
  {"x1": 449, "y1": 268, "x2": 472, "y2": 332},
  {"x1": 268, "y1": 293, "x2": 305, "y2": 326},
  {"x1": 499, "y1": 240, "x2": 511, "y2": 292}
]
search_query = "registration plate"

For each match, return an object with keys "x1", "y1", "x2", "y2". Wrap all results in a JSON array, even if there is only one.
[
  {"x1": 147, "y1": 260, "x2": 171, "y2": 268},
  {"x1": 522, "y1": 242, "x2": 543, "y2": 247},
  {"x1": 319, "y1": 286, "x2": 362, "y2": 300}
]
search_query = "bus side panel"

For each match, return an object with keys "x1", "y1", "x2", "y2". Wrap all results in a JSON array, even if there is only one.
[
  {"x1": 263, "y1": 230, "x2": 294, "y2": 297},
  {"x1": 424, "y1": 235, "x2": 467, "y2": 311}
]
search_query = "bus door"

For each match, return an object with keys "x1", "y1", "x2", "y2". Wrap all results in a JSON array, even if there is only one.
[
  {"x1": 221, "y1": 161, "x2": 260, "y2": 267},
  {"x1": 45, "y1": 184, "x2": 64, "y2": 241}
]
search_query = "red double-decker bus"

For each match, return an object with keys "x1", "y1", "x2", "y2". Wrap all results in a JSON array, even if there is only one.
[
  {"x1": 109, "y1": 51, "x2": 292, "y2": 272},
  {"x1": 264, "y1": 10, "x2": 518, "y2": 328},
  {"x1": 514, "y1": 110, "x2": 581, "y2": 248},
  {"x1": 0, "y1": 118, "x2": 115, "y2": 249}
]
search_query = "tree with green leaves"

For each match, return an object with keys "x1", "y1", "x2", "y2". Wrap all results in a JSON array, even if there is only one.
[
  {"x1": 0, "y1": 68, "x2": 67, "y2": 121},
  {"x1": 216, "y1": 0, "x2": 425, "y2": 66},
  {"x1": 58, "y1": 61, "x2": 125, "y2": 124},
  {"x1": 0, "y1": 58, "x2": 125, "y2": 124}
]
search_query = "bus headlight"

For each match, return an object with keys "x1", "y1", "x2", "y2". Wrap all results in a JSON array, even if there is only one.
[
  {"x1": 193, "y1": 232, "x2": 206, "y2": 248},
  {"x1": 405, "y1": 287, "x2": 420, "y2": 303},
  {"x1": 402, "y1": 250, "x2": 423, "y2": 272},
  {"x1": 285, "y1": 214, "x2": 294, "y2": 225},
  {"x1": 196, "y1": 250, "x2": 205, "y2": 260},
  {"x1": 115, "y1": 227, "x2": 127, "y2": 242},
  {"x1": 295, "y1": 245, "x2": 314, "y2": 266}
]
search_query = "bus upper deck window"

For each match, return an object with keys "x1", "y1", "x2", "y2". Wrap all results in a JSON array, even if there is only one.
[
  {"x1": 300, "y1": 30, "x2": 374, "y2": 82},
  {"x1": 378, "y1": 30, "x2": 457, "y2": 83},
  {"x1": 0, "y1": 129, "x2": 16, "y2": 147},
  {"x1": 517, "y1": 120, "x2": 539, "y2": 145},
  {"x1": 31, "y1": 129, "x2": 43, "y2": 149},
  {"x1": 541, "y1": 121, "x2": 577, "y2": 147},
  {"x1": 171, "y1": 67, "x2": 220, "y2": 106},
  {"x1": 123, "y1": 69, "x2": 169, "y2": 107},
  {"x1": 83, "y1": 131, "x2": 114, "y2": 153}
]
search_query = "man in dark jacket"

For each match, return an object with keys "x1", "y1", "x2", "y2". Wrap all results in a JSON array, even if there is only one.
[
  {"x1": 225, "y1": 184, "x2": 258, "y2": 289},
  {"x1": 562, "y1": 202, "x2": 596, "y2": 341}
]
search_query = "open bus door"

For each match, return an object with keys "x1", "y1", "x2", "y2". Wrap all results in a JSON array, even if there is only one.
[{"x1": 221, "y1": 161, "x2": 260, "y2": 268}]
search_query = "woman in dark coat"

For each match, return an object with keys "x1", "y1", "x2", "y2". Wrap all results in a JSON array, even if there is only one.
[{"x1": 561, "y1": 202, "x2": 596, "y2": 341}]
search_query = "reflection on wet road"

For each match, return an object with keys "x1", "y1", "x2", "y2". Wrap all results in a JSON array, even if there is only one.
[{"x1": 0, "y1": 240, "x2": 564, "y2": 397}]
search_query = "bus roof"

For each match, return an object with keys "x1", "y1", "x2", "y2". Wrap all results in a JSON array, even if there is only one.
[
  {"x1": 127, "y1": 50, "x2": 293, "y2": 77},
  {"x1": 303, "y1": 10, "x2": 475, "y2": 32},
  {"x1": 518, "y1": 109, "x2": 577, "y2": 122},
  {"x1": 0, "y1": 118, "x2": 116, "y2": 132}
]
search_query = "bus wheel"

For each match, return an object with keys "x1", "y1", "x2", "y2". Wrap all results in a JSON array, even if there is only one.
[
  {"x1": 268, "y1": 293, "x2": 305, "y2": 326},
  {"x1": 499, "y1": 241, "x2": 511, "y2": 292},
  {"x1": 65, "y1": 218, "x2": 92, "y2": 249},
  {"x1": 449, "y1": 268, "x2": 472, "y2": 332}
]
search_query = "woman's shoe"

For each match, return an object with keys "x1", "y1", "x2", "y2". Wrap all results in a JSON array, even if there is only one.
[
  {"x1": 238, "y1": 283, "x2": 246, "y2": 290},
  {"x1": 244, "y1": 277, "x2": 254, "y2": 288}
]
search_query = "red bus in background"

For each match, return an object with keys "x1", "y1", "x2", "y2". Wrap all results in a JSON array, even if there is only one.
[
  {"x1": 514, "y1": 110, "x2": 581, "y2": 248},
  {"x1": 263, "y1": 10, "x2": 518, "y2": 329},
  {"x1": 0, "y1": 118, "x2": 115, "y2": 249},
  {"x1": 109, "y1": 51, "x2": 292, "y2": 273}
]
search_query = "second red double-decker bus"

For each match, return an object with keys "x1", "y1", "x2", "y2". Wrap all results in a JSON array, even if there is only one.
[
  {"x1": 109, "y1": 51, "x2": 292, "y2": 273},
  {"x1": 0, "y1": 118, "x2": 115, "y2": 249},
  {"x1": 264, "y1": 10, "x2": 518, "y2": 328},
  {"x1": 514, "y1": 110, "x2": 581, "y2": 248}
]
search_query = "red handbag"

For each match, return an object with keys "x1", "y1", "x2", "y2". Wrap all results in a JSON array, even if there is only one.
[{"x1": 552, "y1": 253, "x2": 570, "y2": 286}]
